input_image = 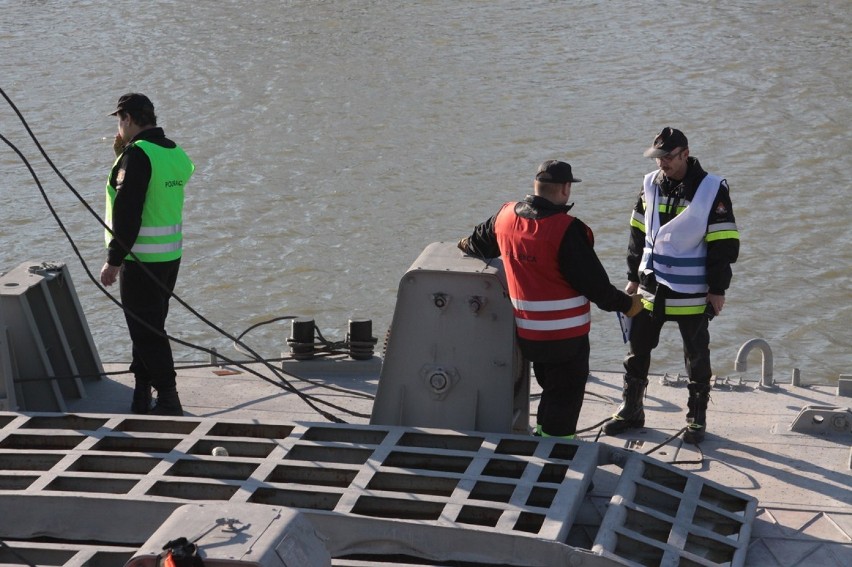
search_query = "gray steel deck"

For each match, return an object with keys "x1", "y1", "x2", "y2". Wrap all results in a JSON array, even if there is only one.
[{"x1": 0, "y1": 358, "x2": 849, "y2": 566}]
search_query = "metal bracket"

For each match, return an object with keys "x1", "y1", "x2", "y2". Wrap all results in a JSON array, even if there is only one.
[
  {"x1": 659, "y1": 373, "x2": 687, "y2": 387},
  {"x1": 789, "y1": 405, "x2": 851, "y2": 435}
]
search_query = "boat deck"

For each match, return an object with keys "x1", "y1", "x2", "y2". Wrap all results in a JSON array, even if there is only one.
[{"x1": 1, "y1": 356, "x2": 850, "y2": 566}]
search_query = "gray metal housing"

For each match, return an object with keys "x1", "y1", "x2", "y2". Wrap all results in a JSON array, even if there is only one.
[{"x1": 371, "y1": 242, "x2": 530, "y2": 434}]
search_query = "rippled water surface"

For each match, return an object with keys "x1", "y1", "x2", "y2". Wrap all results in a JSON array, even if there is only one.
[{"x1": 1, "y1": 1, "x2": 849, "y2": 384}]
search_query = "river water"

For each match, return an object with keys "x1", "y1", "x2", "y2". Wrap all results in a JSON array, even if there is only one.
[{"x1": 1, "y1": 1, "x2": 849, "y2": 385}]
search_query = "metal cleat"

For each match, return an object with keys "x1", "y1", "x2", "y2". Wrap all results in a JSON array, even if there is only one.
[{"x1": 789, "y1": 405, "x2": 852, "y2": 435}]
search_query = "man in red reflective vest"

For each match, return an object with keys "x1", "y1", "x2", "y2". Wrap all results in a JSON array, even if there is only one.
[{"x1": 459, "y1": 160, "x2": 642, "y2": 438}]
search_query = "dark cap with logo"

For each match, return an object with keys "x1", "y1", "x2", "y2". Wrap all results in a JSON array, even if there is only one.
[
  {"x1": 535, "y1": 160, "x2": 581, "y2": 184},
  {"x1": 108, "y1": 93, "x2": 154, "y2": 116},
  {"x1": 643, "y1": 127, "x2": 688, "y2": 158}
]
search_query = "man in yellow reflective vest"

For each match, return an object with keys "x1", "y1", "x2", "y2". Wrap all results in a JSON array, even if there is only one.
[
  {"x1": 604, "y1": 127, "x2": 740, "y2": 443},
  {"x1": 100, "y1": 93, "x2": 195, "y2": 415}
]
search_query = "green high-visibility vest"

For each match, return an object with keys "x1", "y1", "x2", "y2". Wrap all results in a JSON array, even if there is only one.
[{"x1": 105, "y1": 140, "x2": 194, "y2": 262}]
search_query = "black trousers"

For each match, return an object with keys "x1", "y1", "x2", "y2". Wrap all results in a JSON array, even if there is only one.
[
  {"x1": 524, "y1": 335, "x2": 590, "y2": 437},
  {"x1": 624, "y1": 309, "x2": 711, "y2": 385},
  {"x1": 120, "y1": 259, "x2": 180, "y2": 392}
]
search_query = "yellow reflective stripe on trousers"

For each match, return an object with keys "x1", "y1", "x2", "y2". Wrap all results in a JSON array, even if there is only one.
[
  {"x1": 641, "y1": 296, "x2": 706, "y2": 316},
  {"x1": 666, "y1": 304, "x2": 706, "y2": 315},
  {"x1": 536, "y1": 424, "x2": 575, "y2": 439}
]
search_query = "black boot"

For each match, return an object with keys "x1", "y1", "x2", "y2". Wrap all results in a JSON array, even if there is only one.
[
  {"x1": 151, "y1": 386, "x2": 184, "y2": 416},
  {"x1": 683, "y1": 382, "x2": 711, "y2": 444},
  {"x1": 130, "y1": 381, "x2": 152, "y2": 414},
  {"x1": 603, "y1": 377, "x2": 648, "y2": 435}
]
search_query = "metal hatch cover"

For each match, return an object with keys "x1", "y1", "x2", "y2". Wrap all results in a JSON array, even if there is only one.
[{"x1": 0, "y1": 412, "x2": 757, "y2": 567}]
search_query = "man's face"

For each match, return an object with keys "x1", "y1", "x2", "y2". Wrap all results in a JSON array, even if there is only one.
[
  {"x1": 117, "y1": 112, "x2": 133, "y2": 143},
  {"x1": 656, "y1": 147, "x2": 688, "y2": 179}
]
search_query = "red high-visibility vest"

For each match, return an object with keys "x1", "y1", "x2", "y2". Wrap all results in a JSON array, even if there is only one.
[{"x1": 495, "y1": 203, "x2": 591, "y2": 341}]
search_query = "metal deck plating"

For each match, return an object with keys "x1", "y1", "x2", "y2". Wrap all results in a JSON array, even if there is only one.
[{"x1": 0, "y1": 361, "x2": 849, "y2": 566}]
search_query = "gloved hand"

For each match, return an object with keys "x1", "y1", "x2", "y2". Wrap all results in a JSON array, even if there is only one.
[
  {"x1": 457, "y1": 237, "x2": 470, "y2": 253},
  {"x1": 624, "y1": 294, "x2": 644, "y2": 318}
]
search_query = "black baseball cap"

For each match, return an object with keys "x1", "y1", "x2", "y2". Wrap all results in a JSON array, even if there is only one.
[
  {"x1": 108, "y1": 93, "x2": 154, "y2": 116},
  {"x1": 643, "y1": 127, "x2": 688, "y2": 158},
  {"x1": 535, "y1": 160, "x2": 581, "y2": 183}
]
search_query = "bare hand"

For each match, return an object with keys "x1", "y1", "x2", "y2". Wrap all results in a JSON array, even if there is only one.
[
  {"x1": 625, "y1": 281, "x2": 639, "y2": 295},
  {"x1": 100, "y1": 263, "x2": 120, "y2": 287},
  {"x1": 706, "y1": 293, "x2": 725, "y2": 316},
  {"x1": 113, "y1": 133, "x2": 125, "y2": 156}
]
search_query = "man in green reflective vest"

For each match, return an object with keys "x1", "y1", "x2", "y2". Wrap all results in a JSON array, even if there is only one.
[{"x1": 100, "y1": 93, "x2": 195, "y2": 415}]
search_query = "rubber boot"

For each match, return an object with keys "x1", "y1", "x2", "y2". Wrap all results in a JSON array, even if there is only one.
[
  {"x1": 150, "y1": 386, "x2": 184, "y2": 416},
  {"x1": 603, "y1": 377, "x2": 648, "y2": 435},
  {"x1": 683, "y1": 382, "x2": 711, "y2": 444},
  {"x1": 130, "y1": 381, "x2": 152, "y2": 414}
]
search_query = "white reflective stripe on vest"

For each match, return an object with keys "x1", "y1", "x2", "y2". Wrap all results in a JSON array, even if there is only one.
[
  {"x1": 131, "y1": 241, "x2": 183, "y2": 254},
  {"x1": 137, "y1": 223, "x2": 182, "y2": 237},
  {"x1": 511, "y1": 296, "x2": 588, "y2": 311},
  {"x1": 515, "y1": 311, "x2": 592, "y2": 331}
]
